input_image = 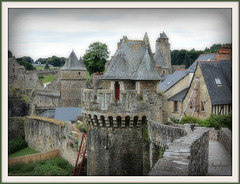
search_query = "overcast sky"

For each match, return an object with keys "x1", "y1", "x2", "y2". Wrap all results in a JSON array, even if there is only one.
[{"x1": 8, "y1": 8, "x2": 232, "y2": 61}]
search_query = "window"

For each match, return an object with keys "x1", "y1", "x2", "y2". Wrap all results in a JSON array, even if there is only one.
[
  {"x1": 162, "y1": 70, "x2": 166, "y2": 74},
  {"x1": 78, "y1": 72, "x2": 81, "y2": 75},
  {"x1": 190, "y1": 99, "x2": 194, "y2": 109},
  {"x1": 201, "y1": 101, "x2": 205, "y2": 112},
  {"x1": 215, "y1": 78, "x2": 222, "y2": 86},
  {"x1": 114, "y1": 82, "x2": 120, "y2": 100},
  {"x1": 174, "y1": 101, "x2": 178, "y2": 112},
  {"x1": 166, "y1": 80, "x2": 172, "y2": 85},
  {"x1": 12, "y1": 68, "x2": 15, "y2": 73}
]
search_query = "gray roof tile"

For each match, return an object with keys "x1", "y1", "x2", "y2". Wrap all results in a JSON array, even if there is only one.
[
  {"x1": 61, "y1": 51, "x2": 87, "y2": 71},
  {"x1": 102, "y1": 38, "x2": 160, "y2": 80},
  {"x1": 54, "y1": 107, "x2": 82, "y2": 121},
  {"x1": 168, "y1": 88, "x2": 189, "y2": 102},
  {"x1": 199, "y1": 60, "x2": 232, "y2": 105},
  {"x1": 158, "y1": 70, "x2": 189, "y2": 92},
  {"x1": 131, "y1": 48, "x2": 161, "y2": 80}
]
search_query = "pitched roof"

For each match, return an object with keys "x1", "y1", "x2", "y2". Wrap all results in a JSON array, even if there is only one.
[
  {"x1": 54, "y1": 107, "x2": 82, "y2": 122},
  {"x1": 131, "y1": 48, "x2": 161, "y2": 80},
  {"x1": 153, "y1": 47, "x2": 167, "y2": 67},
  {"x1": 160, "y1": 32, "x2": 168, "y2": 38},
  {"x1": 188, "y1": 53, "x2": 216, "y2": 73},
  {"x1": 101, "y1": 37, "x2": 160, "y2": 81},
  {"x1": 168, "y1": 88, "x2": 189, "y2": 102},
  {"x1": 60, "y1": 50, "x2": 87, "y2": 71},
  {"x1": 158, "y1": 70, "x2": 189, "y2": 92},
  {"x1": 199, "y1": 60, "x2": 232, "y2": 105}
]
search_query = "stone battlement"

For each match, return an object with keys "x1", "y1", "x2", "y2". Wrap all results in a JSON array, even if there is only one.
[{"x1": 83, "y1": 112, "x2": 148, "y2": 128}]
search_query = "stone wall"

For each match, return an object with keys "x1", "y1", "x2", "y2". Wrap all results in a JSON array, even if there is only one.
[
  {"x1": 149, "y1": 128, "x2": 209, "y2": 176},
  {"x1": 218, "y1": 128, "x2": 232, "y2": 156},
  {"x1": 182, "y1": 64, "x2": 212, "y2": 119},
  {"x1": 148, "y1": 120, "x2": 186, "y2": 149},
  {"x1": 87, "y1": 124, "x2": 145, "y2": 176},
  {"x1": 24, "y1": 116, "x2": 82, "y2": 166},
  {"x1": 8, "y1": 99, "x2": 30, "y2": 117},
  {"x1": 8, "y1": 117, "x2": 25, "y2": 140}
]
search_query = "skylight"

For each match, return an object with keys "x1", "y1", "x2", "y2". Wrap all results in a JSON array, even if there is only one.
[
  {"x1": 166, "y1": 80, "x2": 172, "y2": 85},
  {"x1": 215, "y1": 78, "x2": 222, "y2": 85}
]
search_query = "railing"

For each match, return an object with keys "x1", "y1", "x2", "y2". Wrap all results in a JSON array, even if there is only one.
[{"x1": 8, "y1": 149, "x2": 60, "y2": 166}]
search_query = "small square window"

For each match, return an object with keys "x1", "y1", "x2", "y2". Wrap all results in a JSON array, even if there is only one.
[{"x1": 215, "y1": 78, "x2": 221, "y2": 85}]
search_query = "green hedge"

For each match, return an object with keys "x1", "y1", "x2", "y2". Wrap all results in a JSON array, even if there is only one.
[
  {"x1": 179, "y1": 114, "x2": 232, "y2": 130},
  {"x1": 8, "y1": 136, "x2": 28, "y2": 155}
]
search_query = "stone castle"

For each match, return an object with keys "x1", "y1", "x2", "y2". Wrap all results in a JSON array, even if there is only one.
[{"x1": 8, "y1": 32, "x2": 232, "y2": 176}]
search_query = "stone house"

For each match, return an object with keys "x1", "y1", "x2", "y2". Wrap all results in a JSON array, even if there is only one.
[
  {"x1": 81, "y1": 34, "x2": 163, "y2": 175},
  {"x1": 159, "y1": 47, "x2": 232, "y2": 121},
  {"x1": 181, "y1": 60, "x2": 232, "y2": 119}
]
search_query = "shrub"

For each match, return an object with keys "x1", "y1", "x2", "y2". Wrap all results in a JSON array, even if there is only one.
[
  {"x1": 77, "y1": 121, "x2": 87, "y2": 133},
  {"x1": 8, "y1": 157, "x2": 74, "y2": 176},
  {"x1": 204, "y1": 113, "x2": 232, "y2": 130},
  {"x1": 180, "y1": 114, "x2": 232, "y2": 130},
  {"x1": 180, "y1": 116, "x2": 203, "y2": 125},
  {"x1": 170, "y1": 117, "x2": 179, "y2": 124},
  {"x1": 38, "y1": 75, "x2": 44, "y2": 80},
  {"x1": 8, "y1": 136, "x2": 28, "y2": 155}
]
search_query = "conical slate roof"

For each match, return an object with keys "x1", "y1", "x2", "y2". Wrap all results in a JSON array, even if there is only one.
[
  {"x1": 153, "y1": 47, "x2": 167, "y2": 67},
  {"x1": 61, "y1": 50, "x2": 87, "y2": 70},
  {"x1": 101, "y1": 36, "x2": 161, "y2": 81},
  {"x1": 132, "y1": 48, "x2": 161, "y2": 80},
  {"x1": 160, "y1": 32, "x2": 168, "y2": 38}
]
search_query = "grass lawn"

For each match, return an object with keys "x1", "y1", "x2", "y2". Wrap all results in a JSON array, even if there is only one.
[
  {"x1": 9, "y1": 147, "x2": 40, "y2": 159},
  {"x1": 8, "y1": 157, "x2": 74, "y2": 176},
  {"x1": 39, "y1": 75, "x2": 57, "y2": 84}
]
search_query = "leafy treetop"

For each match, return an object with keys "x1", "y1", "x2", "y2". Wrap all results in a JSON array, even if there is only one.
[{"x1": 82, "y1": 42, "x2": 109, "y2": 75}]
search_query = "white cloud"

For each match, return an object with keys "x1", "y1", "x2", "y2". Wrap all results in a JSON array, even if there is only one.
[{"x1": 8, "y1": 8, "x2": 232, "y2": 61}]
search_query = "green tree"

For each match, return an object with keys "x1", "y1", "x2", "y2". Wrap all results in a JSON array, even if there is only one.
[
  {"x1": 16, "y1": 60, "x2": 36, "y2": 70},
  {"x1": 45, "y1": 62, "x2": 50, "y2": 69},
  {"x1": 36, "y1": 56, "x2": 65, "y2": 67},
  {"x1": 17, "y1": 56, "x2": 34, "y2": 64},
  {"x1": 82, "y1": 42, "x2": 109, "y2": 75}
]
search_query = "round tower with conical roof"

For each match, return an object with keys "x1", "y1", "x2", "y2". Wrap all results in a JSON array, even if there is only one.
[{"x1": 82, "y1": 35, "x2": 163, "y2": 175}]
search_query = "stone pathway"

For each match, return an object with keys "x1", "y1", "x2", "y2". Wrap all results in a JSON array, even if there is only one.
[{"x1": 207, "y1": 140, "x2": 232, "y2": 176}]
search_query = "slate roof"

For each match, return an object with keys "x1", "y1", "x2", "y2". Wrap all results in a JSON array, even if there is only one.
[
  {"x1": 188, "y1": 53, "x2": 216, "y2": 73},
  {"x1": 153, "y1": 47, "x2": 167, "y2": 67},
  {"x1": 158, "y1": 70, "x2": 189, "y2": 92},
  {"x1": 61, "y1": 50, "x2": 87, "y2": 71},
  {"x1": 168, "y1": 88, "x2": 189, "y2": 102},
  {"x1": 101, "y1": 37, "x2": 161, "y2": 81},
  {"x1": 131, "y1": 48, "x2": 161, "y2": 80},
  {"x1": 54, "y1": 107, "x2": 82, "y2": 122},
  {"x1": 160, "y1": 32, "x2": 168, "y2": 38},
  {"x1": 199, "y1": 60, "x2": 232, "y2": 105}
]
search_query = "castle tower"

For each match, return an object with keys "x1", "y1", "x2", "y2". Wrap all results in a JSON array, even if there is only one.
[
  {"x1": 59, "y1": 50, "x2": 87, "y2": 107},
  {"x1": 82, "y1": 35, "x2": 162, "y2": 175},
  {"x1": 154, "y1": 32, "x2": 172, "y2": 74}
]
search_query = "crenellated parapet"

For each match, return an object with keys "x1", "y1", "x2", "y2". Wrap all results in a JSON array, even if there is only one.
[{"x1": 82, "y1": 112, "x2": 148, "y2": 128}]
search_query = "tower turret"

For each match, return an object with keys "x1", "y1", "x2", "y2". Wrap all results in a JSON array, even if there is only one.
[{"x1": 82, "y1": 34, "x2": 163, "y2": 176}]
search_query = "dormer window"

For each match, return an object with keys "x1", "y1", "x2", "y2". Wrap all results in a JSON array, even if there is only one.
[{"x1": 215, "y1": 78, "x2": 222, "y2": 86}]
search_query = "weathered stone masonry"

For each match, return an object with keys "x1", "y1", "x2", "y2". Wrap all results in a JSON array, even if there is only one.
[{"x1": 149, "y1": 128, "x2": 209, "y2": 176}]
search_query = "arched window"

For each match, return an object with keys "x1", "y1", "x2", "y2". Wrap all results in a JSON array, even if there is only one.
[
  {"x1": 117, "y1": 116, "x2": 122, "y2": 127},
  {"x1": 100, "y1": 115, "x2": 105, "y2": 126},
  {"x1": 133, "y1": 116, "x2": 138, "y2": 126},
  {"x1": 125, "y1": 116, "x2": 130, "y2": 127},
  {"x1": 114, "y1": 82, "x2": 120, "y2": 100},
  {"x1": 108, "y1": 116, "x2": 113, "y2": 127}
]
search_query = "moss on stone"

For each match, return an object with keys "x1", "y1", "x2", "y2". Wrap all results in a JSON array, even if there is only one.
[{"x1": 26, "y1": 116, "x2": 65, "y2": 126}]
